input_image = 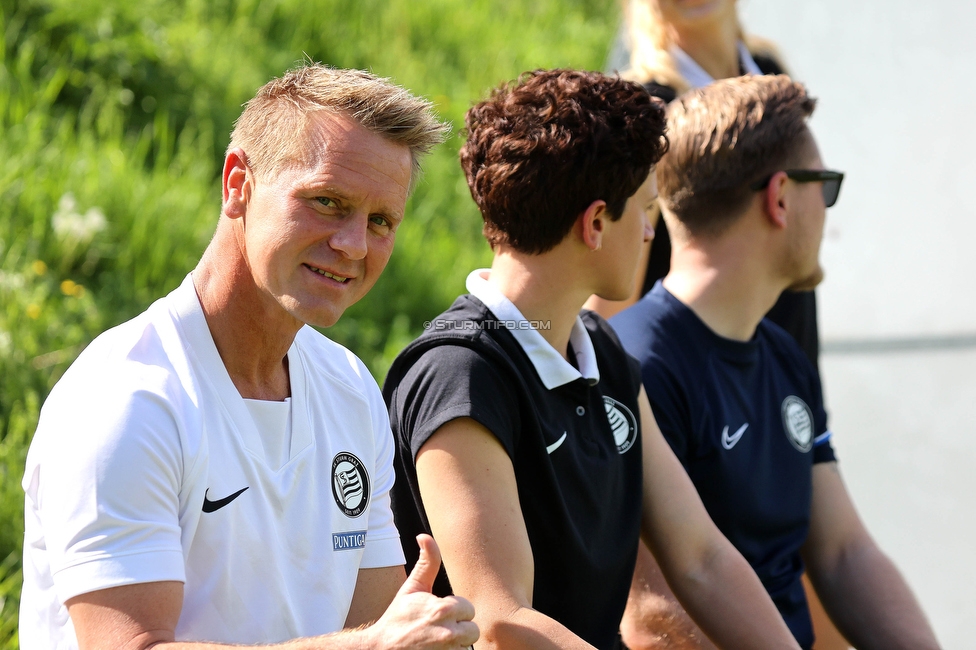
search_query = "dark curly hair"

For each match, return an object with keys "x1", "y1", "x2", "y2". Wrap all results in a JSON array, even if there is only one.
[{"x1": 460, "y1": 69, "x2": 668, "y2": 254}]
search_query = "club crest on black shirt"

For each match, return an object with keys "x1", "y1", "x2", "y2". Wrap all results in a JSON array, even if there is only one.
[{"x1": 603, "y1": 396, "x2": 638, "y2": 454}]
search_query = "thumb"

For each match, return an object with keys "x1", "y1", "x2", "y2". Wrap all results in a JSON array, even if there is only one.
[{"x1": 399, "y1": 534, "x2": 442, "y2": 595}]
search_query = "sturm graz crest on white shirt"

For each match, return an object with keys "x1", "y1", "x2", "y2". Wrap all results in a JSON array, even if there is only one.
[
  {"x1": 781, "y1": 395, "x2": 814, "y2": 453},
  {"x1": 603, "y1": 396, "x2": 638, "y2": 454},
  {"x1": 331, "y1": 452, "x2": 370, "y2": 517}
]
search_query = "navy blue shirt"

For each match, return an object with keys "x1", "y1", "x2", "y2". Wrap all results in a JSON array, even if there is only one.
[{"x1": 611, "y1": 282, "x2": 835, "y2": 650}]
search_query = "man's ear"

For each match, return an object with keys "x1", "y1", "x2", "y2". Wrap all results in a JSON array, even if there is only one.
[
  {"x1": 763, "y1": 171, "x2": 789, "y2": 229},
  {"x1": 222, "y1": 148, "x2": 252, "y2": 219},
  {"x1": 580, "y1": 199, "x2": 609, "y2": 251}
]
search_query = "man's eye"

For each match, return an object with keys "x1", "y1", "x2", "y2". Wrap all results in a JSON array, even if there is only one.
[
  {"x1": 317, "y1": 197, "x2": 336, "y2": 208},
  {"x1": 369, "y1": 215, "x2": 390, "y2": 228}
]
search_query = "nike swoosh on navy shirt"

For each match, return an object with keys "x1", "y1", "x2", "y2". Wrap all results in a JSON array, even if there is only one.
[{"x1": 721, "y1": 423, "x2": 748, "y2": 450}]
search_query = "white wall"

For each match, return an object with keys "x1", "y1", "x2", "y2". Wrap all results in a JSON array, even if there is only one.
[
  {"x1": 740, "y1": 1, "x2": 976, "y2": 646},
  {"x1": 741, "y1": 0, "x2": 976, "y2": 340}
]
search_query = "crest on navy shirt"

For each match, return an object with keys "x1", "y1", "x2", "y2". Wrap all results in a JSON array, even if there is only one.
[
  {"x1": 332, "y1": 452, "x2": 371, "y2": 518},
  {"x1": 781, "y1": 396, "x2": 814, "y2": 452},
  {"x1": 603, "y1": 396, "x2": 638, "y2": 454}
]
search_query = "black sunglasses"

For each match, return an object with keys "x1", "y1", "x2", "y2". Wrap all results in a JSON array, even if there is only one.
[{"x1": 750, "y1": 169, "x2": 845, "y2": 208}]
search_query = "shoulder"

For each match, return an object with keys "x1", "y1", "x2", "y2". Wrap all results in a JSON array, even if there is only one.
[
  {"x1": 384, "y1": 295, "x2": 518, "y2": 390},
  {"x1": 28, "y1": 298, "x2": 198, "y2": 490},
  {"x1": 756, "y1": 318, "x2": 820, "y2": 385},
  {"x1": 609, "y1": 288, "x2": 712, "y2": 410},
  {"x1": 294, "y1": 325, "x2": 381, "y2": 398},
  {"x1": 581, "y1": 309, "x2": 625, "y2": 352},
  {"x1": 291, "y1": 328, "x2": 394, "y2": 449},
  {"x1": 757, "y1": 318, "x2": 809, "y2": 361},
  {"x1": 46, "y1": 296, "x2": 193, "y2": 415},
  {"x1": 383, "y1": 296, "x2": 527, "y2": 458},
  {"x1": 580, "y1": 310, "x2": 644, "y2": 403},
  {"x1": 642, "y1": 81, "x2": 678, "y2": 104},
  {"x1": 609, "y1": 283, "x2": 685, "y2": 360},
  {"x1": 581, "y1": 308, "x2": 638, "y2": 368}
]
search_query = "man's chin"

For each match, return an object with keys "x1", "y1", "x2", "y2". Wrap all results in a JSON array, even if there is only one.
[
  {"x1": 787, "y1": 267, "x2": 825, "y2": 292},
  {"x1": 304, "y1": 310, "x2": 345, "y2": 329},
  {"x1": 595, "y1": 289, "x2": 632, "y2": 304},
  {"x1": 285, "y1": 301, "x2": 347, "y2": 330}
]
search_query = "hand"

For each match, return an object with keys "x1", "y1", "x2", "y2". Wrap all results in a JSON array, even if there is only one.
[{"x1": 364, "y1": 534, "x2": 479, "y2": 649}]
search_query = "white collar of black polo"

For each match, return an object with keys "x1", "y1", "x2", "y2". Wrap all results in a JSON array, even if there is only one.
[{"x1": 465, "y1": 269, "x2": 600, "y2": 390}]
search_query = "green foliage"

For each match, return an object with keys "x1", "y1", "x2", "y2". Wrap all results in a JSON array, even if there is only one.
[{"x1": 0, "y1": 0, "x2": 617, "y2": 644}]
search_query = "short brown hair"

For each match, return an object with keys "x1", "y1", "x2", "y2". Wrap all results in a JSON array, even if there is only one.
[
  {"x1": 229, "y1": 63, "x2": 449, "y2": 187},
  {"x1": 658, "y1": 75, "x2": 816, "y2": 236},
  {"x1": 460, "y1": 69, "x2": 668, "y2": 254}
]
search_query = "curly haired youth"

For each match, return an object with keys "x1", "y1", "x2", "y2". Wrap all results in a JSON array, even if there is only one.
[{"x1": 460, "y1": 69, "x2": 668, "y2": 253}]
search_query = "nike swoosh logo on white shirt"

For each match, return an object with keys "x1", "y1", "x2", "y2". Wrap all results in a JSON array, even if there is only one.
[
  {"x1": 721, "y1": 423, "x2": 749, "y2": 450},
  {"x1": 546, "y1": 432, "x2": 568, "y2": 454}
]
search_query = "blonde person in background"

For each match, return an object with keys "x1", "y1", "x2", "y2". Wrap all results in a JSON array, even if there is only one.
[{"x1": 591, "y1": 1, "x2": 846, "y2": 649}]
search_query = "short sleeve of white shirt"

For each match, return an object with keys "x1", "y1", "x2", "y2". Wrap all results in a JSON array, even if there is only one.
[
  {"x1": 23, "y1": 361, "x2": 191, "y2": 604},
  {"x1": 353, "y1": 353, "x2": 405, "y2": 568}
]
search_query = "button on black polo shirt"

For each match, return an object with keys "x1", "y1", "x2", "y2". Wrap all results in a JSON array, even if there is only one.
[{"x1": 384, "y1": 270, "x2": 643, "y2": 650}]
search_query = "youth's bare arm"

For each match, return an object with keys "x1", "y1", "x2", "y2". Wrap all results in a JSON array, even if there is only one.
[
  {"x1": 801, "y1": 462, "x2": 940, "y2": 650},
  {"x1": 415, "y1": 417, "x2": 597, "y2": 650}
]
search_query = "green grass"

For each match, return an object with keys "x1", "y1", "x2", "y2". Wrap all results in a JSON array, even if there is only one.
[{"x1": 0, "y1": 0, "x2": 618, "y2": 645}]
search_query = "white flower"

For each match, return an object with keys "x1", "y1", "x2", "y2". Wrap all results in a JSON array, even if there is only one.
[
  {"x1": 52, "y1": 193, "x2": 107, "y2": 243},
  {"x1": 58, "y1": 192, "x2": 77, "y2": 214},
  {"x1": 83, "y1": 207, "x2": 107, "y2": 233},
  {"x1": 0, "y1": 270, "x2": 25, "y2": 291}
]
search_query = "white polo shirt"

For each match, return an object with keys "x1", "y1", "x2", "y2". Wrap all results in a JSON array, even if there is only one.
[{"x1": 21, "y1": 275, "x2": 404, "y2": 648}]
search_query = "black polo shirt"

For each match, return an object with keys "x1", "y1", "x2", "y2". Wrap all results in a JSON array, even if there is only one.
[
  {"x1": 384, "y1": 271, "x2": 644, "y2": 650},
  {"x1": 610, "y1": 282, "x2": 836, "y2": 650}
]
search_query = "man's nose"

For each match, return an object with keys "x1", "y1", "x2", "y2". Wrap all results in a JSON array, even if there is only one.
[{"x1": 329, "y1": 214, "x2": 369, "y2": 260}]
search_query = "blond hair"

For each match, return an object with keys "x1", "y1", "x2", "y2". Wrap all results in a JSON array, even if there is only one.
[
  {"x1": 621, "y1": 0, "x2": 786, "y2": 93},
  {"x1": 229, "y1": 63, "x2": 450, "y2": 188}
]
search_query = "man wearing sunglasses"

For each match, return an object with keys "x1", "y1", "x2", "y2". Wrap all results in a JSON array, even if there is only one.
[{"x1": 611, "y1": 75, "x2": 940, "y2": 650}]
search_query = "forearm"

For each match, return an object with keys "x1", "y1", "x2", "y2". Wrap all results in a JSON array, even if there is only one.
[
  {"x1": 620, "y1": 592, "x2": 714, "y2": 650},
  {"x1": 664, "y1": 544, "x2": 799, "y2": 650},
  {"x1": 620, "y1": 544, "x2": 715, "y2": 650},
  {"x1": 803, "y1": 463, "x2": 940, "y2": 649},
  {"x1": 85, "y1": 628, "x2": 373, "y2": 650},
  {"x1": 475, "y1": 604, "x2": 597, "y2": 650},
  {"x1": 809, "y1": 542, "x2": 940, "y2": 650}
]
